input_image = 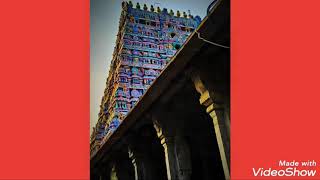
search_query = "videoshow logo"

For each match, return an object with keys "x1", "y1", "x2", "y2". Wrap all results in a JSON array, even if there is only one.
[{"x1": 252, "y1": 160, "x2": 317, "y2": 177}]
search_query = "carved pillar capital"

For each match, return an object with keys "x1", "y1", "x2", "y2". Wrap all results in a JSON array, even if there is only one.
[
  {"x1": 128, "y1": 146, "x2": 141, "y2": 180},
  {"x1": 189, "y1": 70, "x2": 230, "y2": 180},
  {"x1": 153, "y1": 120, "x2": 192, "y2": 180}
]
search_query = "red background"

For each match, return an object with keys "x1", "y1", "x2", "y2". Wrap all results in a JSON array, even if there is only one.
[
  {"x1": 0, "y1": 0, "x2": 89, "y2": 179},
  {"x1": 232, "y1": 0, "x2": 320, "y2": 179},
  {"x1": 0, "y1": 0, "x2": 319, "y2": 179}
]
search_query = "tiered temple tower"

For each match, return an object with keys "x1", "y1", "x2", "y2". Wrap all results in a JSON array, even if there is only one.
[{"x1": 90, "y1": 1, "x2": 201, "y2": 155}]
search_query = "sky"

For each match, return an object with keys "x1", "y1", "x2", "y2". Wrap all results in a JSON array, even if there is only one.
[{"x1": 90, "y1": 0, "x2": 213, "y2": 133}]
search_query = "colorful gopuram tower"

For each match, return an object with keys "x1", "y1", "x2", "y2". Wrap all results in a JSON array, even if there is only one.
[{"x1": 90, "y1": 1, "x2": 201, "y2": 155}]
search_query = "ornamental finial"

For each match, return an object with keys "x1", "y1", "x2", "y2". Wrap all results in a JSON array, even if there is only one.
[
  {"x1": 128, "y1": 1, "x2": 133, "y2": 7},
  {"x1": 188, "y1": 11, "x2": 193, "y2": 18},
  {"x1": 169, "y1": 9, "x2": 174, "y2": 16},
  {"x1": 177, "y1": 10, "x2": 181, "y2": 17},
  {"x1": 121, "y1": 1, "x2": 126, "y2": 9},
  {"x1": 183, "y1": 11, "x2": 187, "y2": 18},
  {"x1": 143, "y1": 4, "x2": 148, "y2": 11},
  {"x1": 136, "y1": 2, "x2": 140, "y2": 9}
]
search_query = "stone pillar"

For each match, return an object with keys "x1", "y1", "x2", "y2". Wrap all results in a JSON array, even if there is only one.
[
  {"x1": 128, "y1": 148, "x2": 146, "y2": 180},
  {"x1": 110, "y1": 164, "x2": 118, "y2": 180},
  {"x1": 160, "y1": 136, "x2": 179, "y2": 180},
  {"x1": 175, "y1": 136, "x2": 192, "y2": 180},
  {"x1": 153, "y1": 121, "x2": 192, "y2": 180},
  {"x1": 191, "y1": 74, "x2": 230, "y2": 180},
  {"x1": 128, "y1": 139, "x2": 158, "y2": 180}
]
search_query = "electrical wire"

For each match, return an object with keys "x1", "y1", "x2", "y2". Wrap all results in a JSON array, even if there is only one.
[
  {"x1": 207, "y1": 0, "x2": 218, "y2": 14},
  {"x1": 196, "y1": 31, "x2": 230, "y2": 49}
]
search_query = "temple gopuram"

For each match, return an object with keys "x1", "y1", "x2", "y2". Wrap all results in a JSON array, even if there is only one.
[
  {"x1": 90, "y1": 1, "x2": 201, "y2": 155},
  {"x1": 91, "y1": 0, "x2": 230, "y2": 179}
]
